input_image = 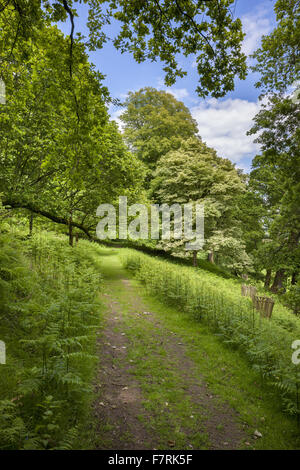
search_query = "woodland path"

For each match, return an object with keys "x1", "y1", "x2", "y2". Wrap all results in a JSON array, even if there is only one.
[{"x1": 91, "y1": 249, "x2": 253, "y2": 451}]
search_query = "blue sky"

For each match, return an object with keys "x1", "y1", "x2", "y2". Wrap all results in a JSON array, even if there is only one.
[{"x1": 58, "y1": 0, "x2": 276, "y2": 172}]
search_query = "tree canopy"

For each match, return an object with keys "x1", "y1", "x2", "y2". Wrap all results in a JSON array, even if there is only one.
[
  {"x1": 0, "y1": 0, "x2": 247, "y2": 98},
  {"x1": 251, "y1": 0, "x2": 299, "y2": 94},
  {"x1": 0, "y1": 13, "x2": 143, "y2": 242},
  {"x1": 120, "y1": 87, "x2": 198, "y2": 170},
  {"x1": 248, "y1": 0, "x2": 300, "y2": 295},
  {"x1": 0, "y1": 0, "x2": 299, "y2": 297},
  {"x1": 150, "y1": 138, "x2": 252, "y2": 272}
]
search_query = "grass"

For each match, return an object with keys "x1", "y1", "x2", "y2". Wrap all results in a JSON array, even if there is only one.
[
  {"x1": 97, "y1": 254, "x2": 210, "y2": 450},
  {"x1": 1, "y1": 228, "x2": 299, "y2": 450},
  {"x1": 96, "y1": 250, "x2": 300, "y2": 450},
  {"x1": 120, "y1": 249, "x2": 300, "y2": 423}
]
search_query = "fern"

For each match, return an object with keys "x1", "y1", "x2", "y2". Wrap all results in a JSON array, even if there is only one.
[
  {"x1": 121, "y1": 249, "x2": 300, "y2": 423},
  {"x1": 0, "y1": 227, "x2": 102, "y2": 449}
]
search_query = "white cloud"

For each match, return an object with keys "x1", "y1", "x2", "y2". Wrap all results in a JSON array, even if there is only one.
[
  {"x1": 241, "y1": 7, "x2": 273, "y2": 56},
  {"x1": 191, "y1": 98, "x2": 262, "y2": 163},
  {"x1": 156, "y1": 77, "x2": 196, "y2": 103},
  {"x1": 167, "y1": 88, "x2": 189, "y2": 100}
]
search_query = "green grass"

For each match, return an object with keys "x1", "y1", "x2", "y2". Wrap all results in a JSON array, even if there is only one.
[
  {"x1": 97, "y1": 254, "x2": 210, "y2": 450},
  {"x1": 120, "y1": 249, "x2": 300, "y2": 424},
  {"x1": 96, "y1": 251, "x2": 300, "y2": 450},
  {"x1": 2, "y1": 230, "x2": 299, "y2": 450}
]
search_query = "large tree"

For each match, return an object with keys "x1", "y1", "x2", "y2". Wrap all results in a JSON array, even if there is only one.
[
  {"x1": 0, "y1": 15, "x2": 143, "y2": 242},
  {"x1": 150, "y1": 138, "x2": 252, "y2": 273},
  {"x1": 0, "y1": 0, "x2": 251, "y2": 241},
  {"x1": 120, "y1": 87, "x2": 198, "y2": 170},
  {"x1": 251, "y1": 0, "x2": 299, "y2": 95},
  {"x1": 248, "y1": 0, "x2": 300, "y2": 295}
]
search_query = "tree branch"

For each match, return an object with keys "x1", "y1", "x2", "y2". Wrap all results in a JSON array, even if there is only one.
[
  {"x1": 3, "y1": 198, "x2": 92, "y2": 239},
  {"x1": 62, "y1": 0, "x2": 75, "y2": 79},
  {"x1": 62, "y1": 0, "x2": 80, "y2": 123},
  {"x1": 174, "y1": 0, "x2": 215, "y2": 56}
]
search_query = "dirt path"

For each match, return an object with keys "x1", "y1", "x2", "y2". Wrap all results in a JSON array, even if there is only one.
[
  {"x1": 93, "y1": 252, "x2": 247, "y2": 450},
  {"x1": 93, "y1": 291, "x2": 157, "y2": 450}
]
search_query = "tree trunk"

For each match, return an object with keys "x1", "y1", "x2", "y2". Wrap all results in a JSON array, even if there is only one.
[
  {"x1": 264, "y1": 269, "x2": 272, "y2": 289},
  {"x1": 193, "y1": 250, "x2": 198, "y2": 267},
  {"x1": 289, "y1": 232, "x2": 300, "y2": 286},
  {"x1": 29, "y1": 213, "x2": 34, "y2": 237},
  {"x1": 208, "y1": 251, "x2": 214, "y2": 263},
  {"x1": 270, "y1": 269, "x2": 286, "y2": 293},
  {"x1": 291, "y1": 272, "x2": 298, "y2": 285},
  {"x1": 69, "y1": 214, "x2": 73, "y2": 247}
]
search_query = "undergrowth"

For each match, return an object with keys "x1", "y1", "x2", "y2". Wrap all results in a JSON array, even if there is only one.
[
  {"x1": 0, "y1": 227, "x2": 103, "y2": 449},
  {"x1": 121, "y1": 250, "x2": 300, "y2": 426}
]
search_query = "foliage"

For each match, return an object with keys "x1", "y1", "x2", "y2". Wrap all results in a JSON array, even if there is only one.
[
  {"x1": 0, "y1": 14, "x2": 143, "y2": 238},
  {"x1": 0, "y1": 223, "x2": 103, "y2": 449},
  {"x1": 121, "y1": 249, "x2": 300, "y2": 422},
  {"x1": 230, "y1": 186, "x2": 265, "y2": 257},
  {"x1": 251, "y1": 0, "x2": 300, "y2": 94},
  {"x1": 120, "y1": 87, "x2": 198, "y2": 170},
  {"x1": 248, "y1": 0, "x2": 300, "y2": 294},
  {"x1": 0, "y1": 0, "x2": 247, "y2": 98},
  {"x1": 283, "y1": 283, "x2": 300, "y2": 315},
  {"x1": 149, "y1": 138, "x2": 251, "y2": 272},
  {"x1": 248, "y1": 97, "x2": 300, "y2": 291}
]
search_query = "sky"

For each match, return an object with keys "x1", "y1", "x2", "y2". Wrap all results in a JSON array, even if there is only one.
[{"x1": 58, "y1": 0, "x2": 277, "y2": 173}]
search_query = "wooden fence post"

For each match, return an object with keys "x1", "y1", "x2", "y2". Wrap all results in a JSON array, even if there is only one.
[
  {"x1": 241, "y1": 284, "x2": 257, "y2": 300},
  {"x1": 241, "y1": 284, "x2": 247, "y2": 296},
  {"x1": 252, "y1": 295, "x2": 274, "y2": 319},
  {"x1": 249, "y1": 286, "x2": 257, "y2": 301}
]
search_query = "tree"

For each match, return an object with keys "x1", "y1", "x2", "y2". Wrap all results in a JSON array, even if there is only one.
[
  {"x1": 0, "y1": 0, "x2": 247, "y2": 99},
  {"x1": 0, "y1": 16, "x2": 143, "y2": 241},
  {"x1": 232, "y1": 185, "x2": 265, "y2": 258},
  {"x1": 251, "y1": 0, "x2": 300, "y2": 94},
  {"x1": 247, "y1": 95, "x2": 300, "y2": 292},
  {"x1": 249, "y1": 158, "x2": 300, "y2": 293},
  {"x1": 120, "y1": 87, "x2": 198, "y2": 170},
  {"x1": 0, "y1": 1, "x2": 250, "y2": 240},
  {"x1": 247, "y1": 0, "x2": 300, "y2": 297},
  {"x1": 150, "y1": 138, "x2": 252, "y2": 273}
]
